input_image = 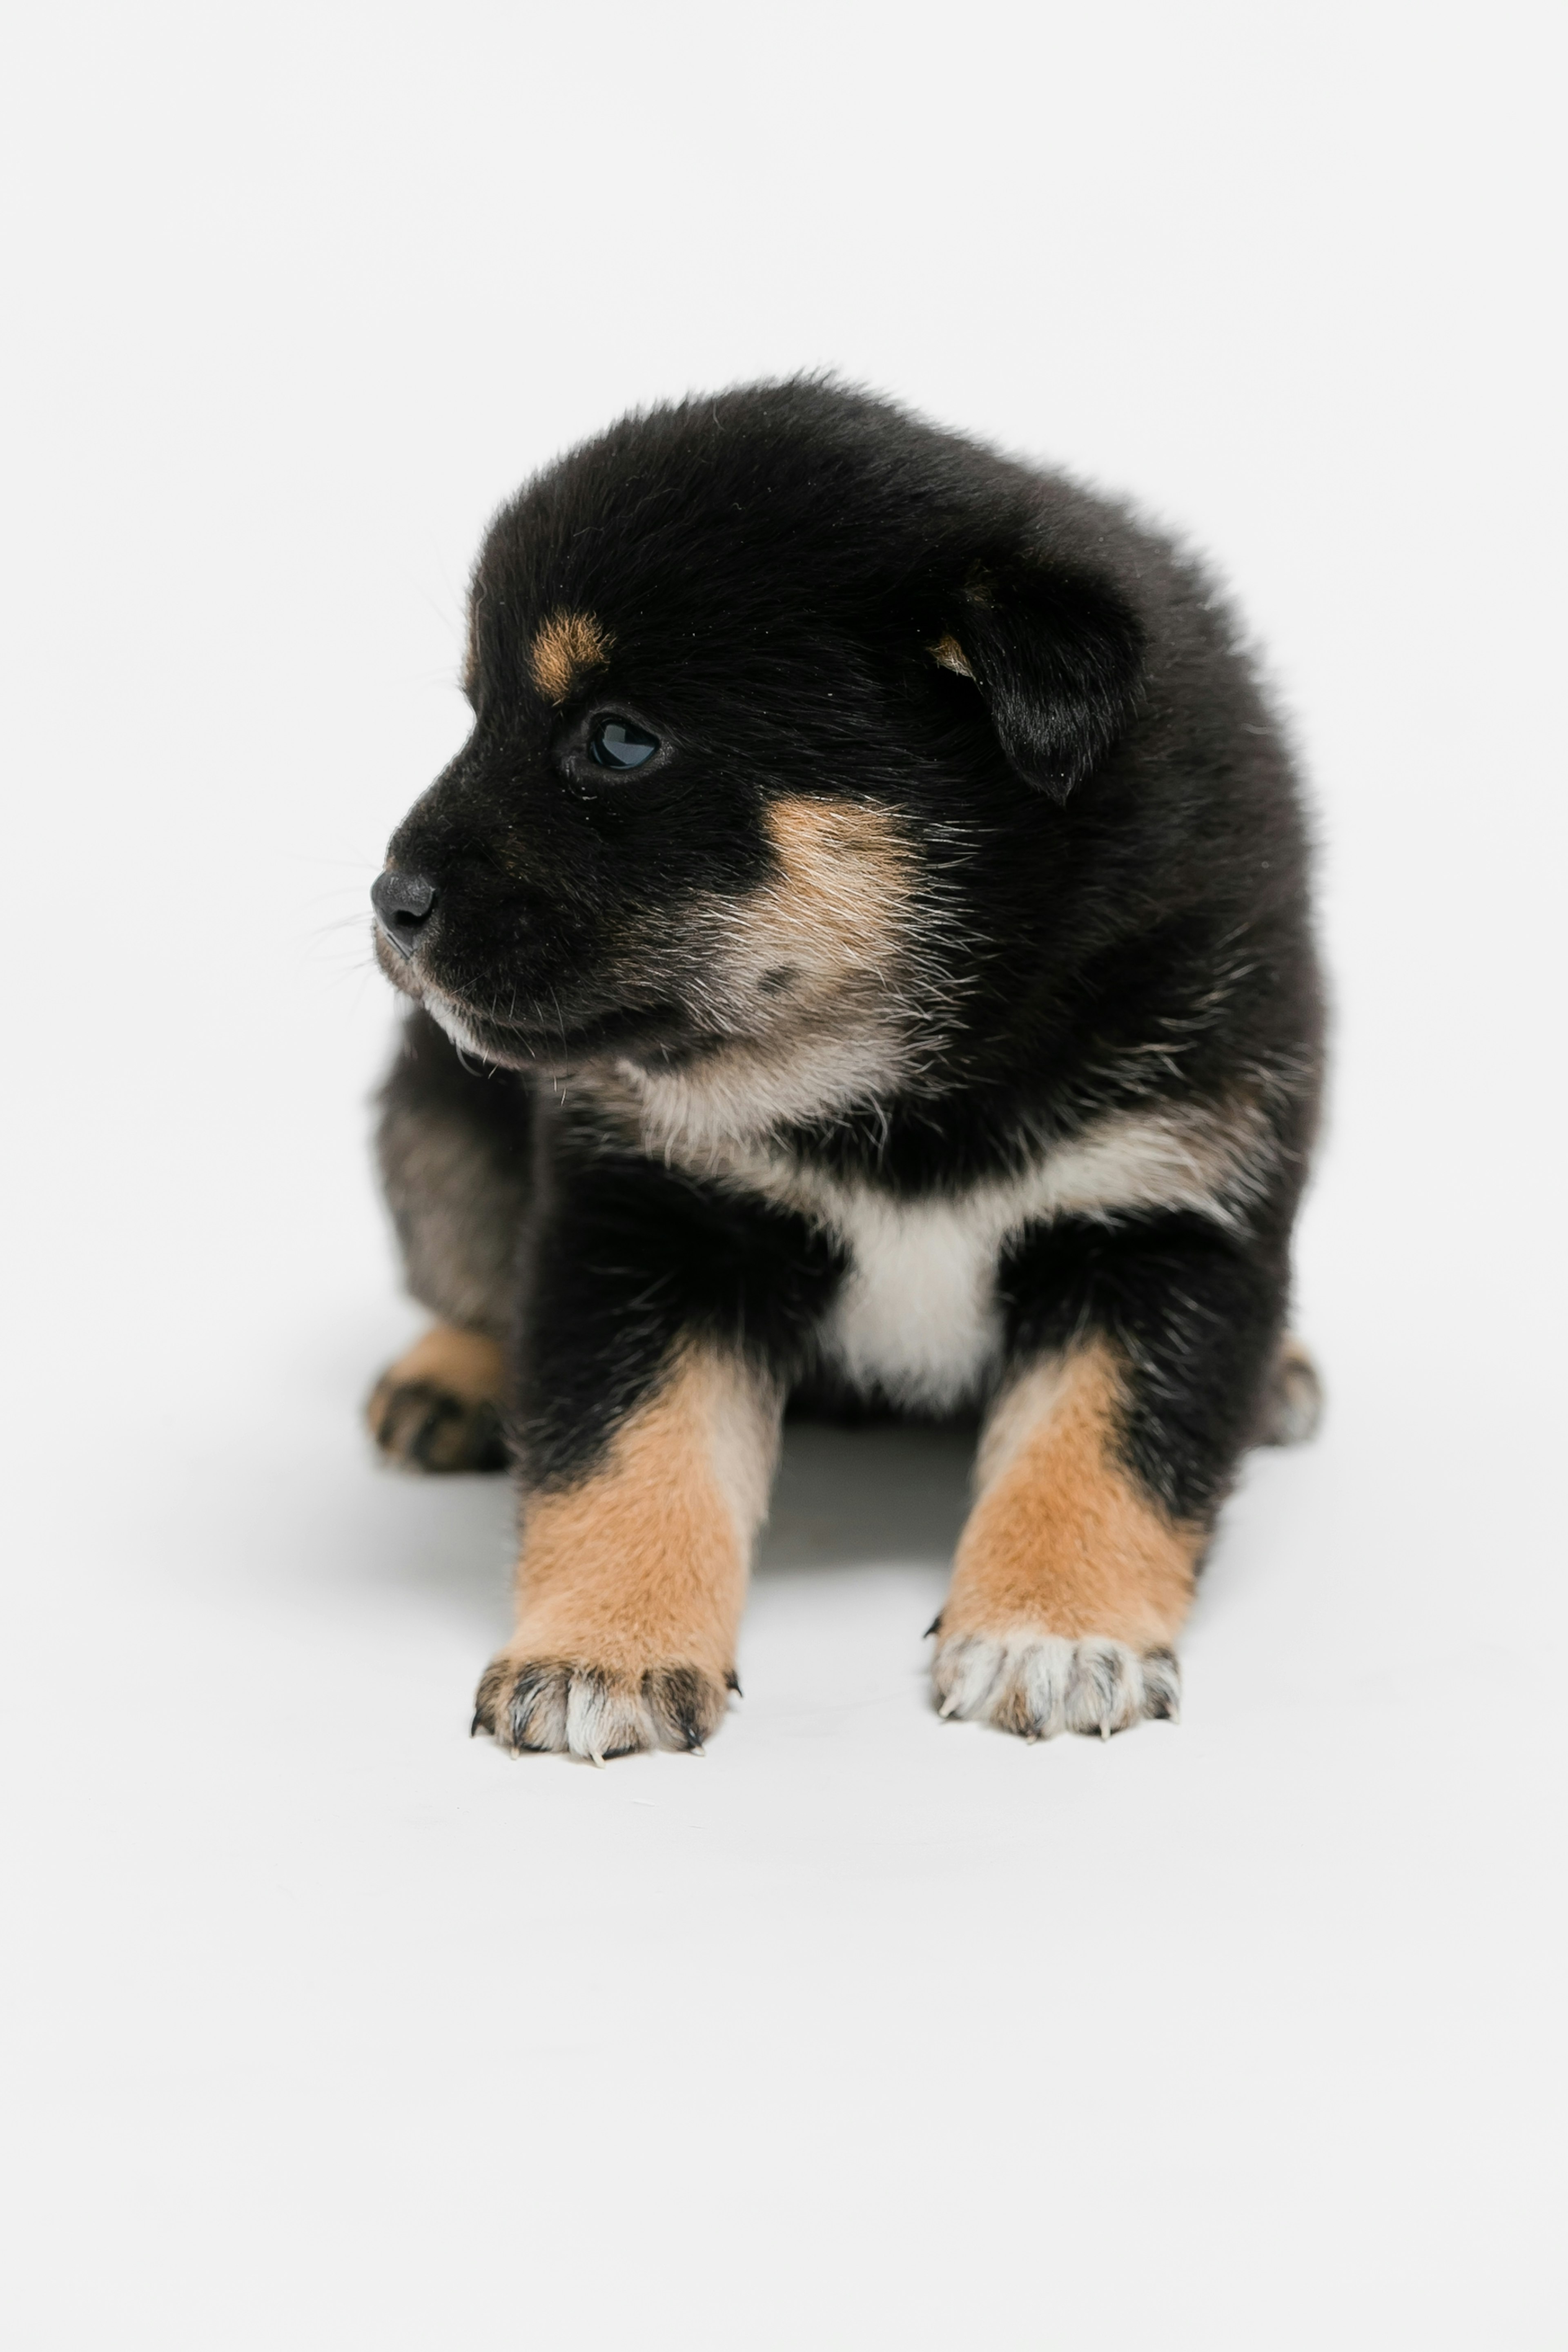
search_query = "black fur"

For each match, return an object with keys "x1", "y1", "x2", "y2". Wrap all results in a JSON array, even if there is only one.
[
  {"x1": 516, "y1": 1096, "x2": 846, "y2": 1488},
  {"x1": 999, "y1": 1211, "x2": 1290, "y2": 1523},
  {"x1": 371, "y1": 378, "x2": 1322, "y2": 1659}
]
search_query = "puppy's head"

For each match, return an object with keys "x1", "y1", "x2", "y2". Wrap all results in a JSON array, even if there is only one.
[{"x1": 373, "y1": 382, "x2": 1144, "y2": 1141}]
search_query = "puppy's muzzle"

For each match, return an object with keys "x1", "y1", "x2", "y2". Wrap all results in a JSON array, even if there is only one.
[{"x1": 372, "y1": 869, "x2": 439, "y2": 959}]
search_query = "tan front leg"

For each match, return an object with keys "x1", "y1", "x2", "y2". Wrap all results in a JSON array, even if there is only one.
[
  {"x1": 473, "y1": 1345, "x2": 781, "y2": 1762},
  {"x1": 933, "y1": 1340, "x2": 1201, "y2": 1739}
]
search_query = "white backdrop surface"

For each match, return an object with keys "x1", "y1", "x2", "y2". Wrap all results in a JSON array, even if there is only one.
[{"x1": 2, "y1": 2, "x2": 1564, "y2": 2345}]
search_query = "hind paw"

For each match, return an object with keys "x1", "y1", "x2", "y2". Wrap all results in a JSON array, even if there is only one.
[{"x1": 367, "y1": 1324, "x2": 508, "y2": 1473}]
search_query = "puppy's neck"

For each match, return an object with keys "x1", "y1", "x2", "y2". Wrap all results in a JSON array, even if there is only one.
[{"x1": 599, "y1": 1018, "x2": 913, "y2": 1162}]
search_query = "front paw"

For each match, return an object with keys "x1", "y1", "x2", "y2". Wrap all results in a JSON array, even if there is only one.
[
  {"x1": 472, "y1": 1653, "x2": 734, "y2": 1762},
  {"x1": 931, "y1": 1630, "x2": 1180, "y2": 1741}
]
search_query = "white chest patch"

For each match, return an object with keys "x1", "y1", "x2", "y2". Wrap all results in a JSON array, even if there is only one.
[
  {"x1": 582, "y1": 1078, "x2": 1273, "y2": 1416},
  {"x1": 823, "y1": 1190, "x2": 1005, "y2": 1411},
  {"x1": 784, "y1": 1099, "x2": 1270, "y2": 1413}
]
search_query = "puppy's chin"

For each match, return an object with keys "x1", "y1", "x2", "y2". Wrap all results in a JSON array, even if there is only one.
[
  {"x1": 401, "y1": 960, "x2": 913, "y2": 1130},
  {"x1": 421, "y1": 989, "x2": 512, "y2": 1066}
]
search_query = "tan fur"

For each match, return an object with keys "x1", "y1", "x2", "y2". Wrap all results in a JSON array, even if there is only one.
[
  {"x1": 941, "y1": 1341, "x2": 1200, "y2": 1648},
  {"x1": 571, "y1": 796, "x2": 931, "y2": 1154},
  {"x1": 495, "y1": 1345, "x2": 779, "y2": 1679},
  {"x1": 757, "y1": 796, "x2": 914, "y2": 984},
  {"x1": 528, "y1": 610, "x2": 611, "y2": 704},
  {"x1": 381, "y1": 1322, "x2": 505, "y2": 1405},
  {"x1": 929, "y1": 632, "x2": 974, "y2": 678}
]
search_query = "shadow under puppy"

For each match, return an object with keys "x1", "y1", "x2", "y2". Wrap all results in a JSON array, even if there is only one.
[{"x1": 368, "y1": 380, "x2": 1324, "y2": 1761}]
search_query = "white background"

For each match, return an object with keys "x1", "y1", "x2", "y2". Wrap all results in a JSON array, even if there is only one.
[{"x1": 3, "y1": 2, "x2": 1564, "y2": 2343}]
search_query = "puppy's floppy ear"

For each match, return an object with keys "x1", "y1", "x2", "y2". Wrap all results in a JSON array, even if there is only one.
[{"x1": 932, "y1": 557, "x2": 1146, "y2": 800}]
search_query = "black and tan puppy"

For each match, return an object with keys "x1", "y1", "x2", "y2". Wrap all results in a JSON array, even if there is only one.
[{"x1": 367, "y1": 380, "x2": 1323, "y2": 1760}]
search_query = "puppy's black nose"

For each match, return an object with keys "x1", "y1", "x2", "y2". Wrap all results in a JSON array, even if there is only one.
[{"x1": 372, "y1": 870, "x2": 438, "y2": 956}]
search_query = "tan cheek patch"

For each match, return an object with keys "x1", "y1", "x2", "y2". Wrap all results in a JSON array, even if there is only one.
[
  {"x1": 942, "y1": 1340, "x2": 1200, "y2": 1649},
  {"x1": 929, "y1": 632, "x2": 974, "y2": 679},
  {"x1": 528, "y1": 610, "x2": 612, "y2": 704},
  {"x1": 509, "y1": 1348, "x2": 778, "y2": 1678},
  {"x1": 748, "y1": 796, "x2": 915, "y2": 996}
]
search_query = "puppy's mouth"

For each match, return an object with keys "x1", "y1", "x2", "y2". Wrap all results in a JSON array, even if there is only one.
[
  {"x1": 371, "y1": 923, "x2": 681, "y2": 1069},
  {"x1": 372, "y1": 929, "x2": 871, "y2": 1087},
  {"x1": 418, "y1": 982, "x2": 709, "y2": 1074}
]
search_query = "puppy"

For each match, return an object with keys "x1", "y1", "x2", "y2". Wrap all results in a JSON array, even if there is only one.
[{"x1": 368, "y1": 380, "x2": 1323, "y2": 1760}]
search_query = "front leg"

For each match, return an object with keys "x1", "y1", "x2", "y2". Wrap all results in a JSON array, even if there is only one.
[
  {"x1": 933, "y1": 1212, "x2": 1292, "y2": 1740},
  {"x1": 473, "y1": 1139, "x2": 834, "y2": 1761},
  {"x1": 474, "y1": 1340, "x2": 780, "y2": 1760}
]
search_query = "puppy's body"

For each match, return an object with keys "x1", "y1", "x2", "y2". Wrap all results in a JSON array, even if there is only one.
[{"x1": 368, "y1": 381, "x2": 1323, "y2": 1757}]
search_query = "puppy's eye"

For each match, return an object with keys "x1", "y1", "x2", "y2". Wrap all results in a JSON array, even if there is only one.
[{"x1": 586, "y1": 717, "x2": 660, "y2": 771}]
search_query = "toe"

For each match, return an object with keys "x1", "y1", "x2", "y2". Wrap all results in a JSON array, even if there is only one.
[
  {"x1": 1063, "y1": 1640, "x2": 1136, "y2": 1737},
  {"x1": 1139, "y1": 1648, "x2": 1181, "y2": 1722},
  {"x1": 933, "y1": 1633, "x2": 1008, "y2": 1720},
  {"x1": 644, "y1": 1664, "x2": 727, "y2": 1752}
]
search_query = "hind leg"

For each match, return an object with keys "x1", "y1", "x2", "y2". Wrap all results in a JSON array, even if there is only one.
[{"x1": 367, "y1": 1008, "x2": 533, "y2": 1473}]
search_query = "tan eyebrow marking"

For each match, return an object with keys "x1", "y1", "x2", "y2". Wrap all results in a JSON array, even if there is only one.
[
  {"x1": 528, "y1": 610, "x2": 613, "y2": 704},
  {"x1": 929, "y1": 632, "x2": 974, "y2": 679}
]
